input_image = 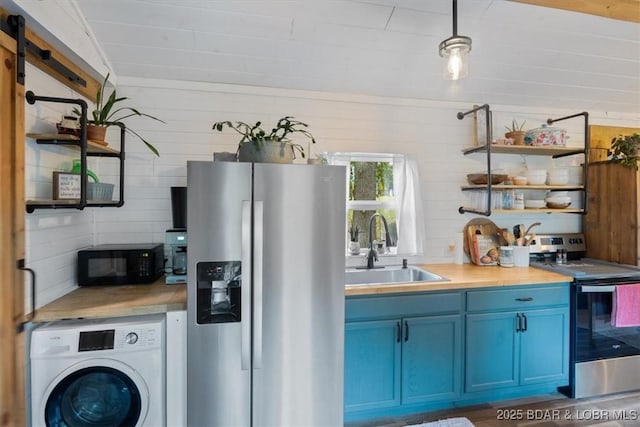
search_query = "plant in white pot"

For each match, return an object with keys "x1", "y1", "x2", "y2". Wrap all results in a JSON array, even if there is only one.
[
  {"x1": 212, "y1": 116, "x2": 315, "y2": 163},
  {"x1": 74, "y1": 73, "x2": 165, "y2": 156}
]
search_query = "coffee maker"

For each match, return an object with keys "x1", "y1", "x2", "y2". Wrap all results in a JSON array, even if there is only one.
[
  {"x1": 165, "y1": 229, "x2": 187, "y2": 284},
  {"x1": 166, "y1": 187, "x2": 187, "y2": 284}
]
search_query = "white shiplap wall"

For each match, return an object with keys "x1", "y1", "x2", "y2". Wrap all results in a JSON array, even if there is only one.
[
  {"x1": 25, "y1": 72, "x2": 639, "y2": 309},
  {"x1": 24, "y1": 65, "x2": 96, "y2": 309}
]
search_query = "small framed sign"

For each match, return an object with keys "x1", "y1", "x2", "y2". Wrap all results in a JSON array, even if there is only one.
[{"x1": 53, "y1": 172, "x2": 81, "y2": 200}]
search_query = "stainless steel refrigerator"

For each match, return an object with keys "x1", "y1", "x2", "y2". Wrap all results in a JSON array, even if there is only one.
[{"x1": 186, "y1": 161, "x2": 346, "y2": 427}]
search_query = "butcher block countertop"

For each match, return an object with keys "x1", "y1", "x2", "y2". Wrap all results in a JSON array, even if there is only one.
[
  {"x1": 345, "y1": 263, "x2": 572, "y2": 296},
  {"x1": 33, "y1": 264, "x2": 572, "y2": 322},
  {"x1": 33, "y1": 278, "x2": 186, "y2": 323}
]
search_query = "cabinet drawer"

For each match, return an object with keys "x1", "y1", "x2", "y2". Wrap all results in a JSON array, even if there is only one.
[
  {"x1": 466, "y1": 285, "x2": 569, "y2": 312},
  {"x1": 346, "y1": 292, "x2": 462, "y2": 321}
]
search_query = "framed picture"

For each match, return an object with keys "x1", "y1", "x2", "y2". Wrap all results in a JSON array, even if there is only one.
[
  {"x1": 473, "y1": 105, "x2": 491, "y2": 146},
  {"x1": 52, "y1": 172, "x2": 81, "y2": 200}
]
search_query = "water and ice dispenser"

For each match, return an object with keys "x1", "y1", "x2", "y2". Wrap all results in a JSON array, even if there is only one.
[{"x1": 196, "y1": 261, "x2": 241, "y2": 324}]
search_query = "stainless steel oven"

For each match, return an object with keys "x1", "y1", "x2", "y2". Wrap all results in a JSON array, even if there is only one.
[{"x1": 529, "y1": 234, "x2": 640, "y2": 398}]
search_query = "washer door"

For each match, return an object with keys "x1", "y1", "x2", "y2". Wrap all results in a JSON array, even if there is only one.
[{"x1": 42, "y1": 360, "x2": 149, "y2": 427}]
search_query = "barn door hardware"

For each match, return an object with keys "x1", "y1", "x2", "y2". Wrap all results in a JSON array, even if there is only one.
[{"x1": 2, "y1": 14, "x2": 86, "y2": 87}]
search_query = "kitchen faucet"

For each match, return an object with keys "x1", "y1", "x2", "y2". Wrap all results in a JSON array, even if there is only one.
[{"x1": 366, "y1": 213, "x2": 393, "y2": 269}]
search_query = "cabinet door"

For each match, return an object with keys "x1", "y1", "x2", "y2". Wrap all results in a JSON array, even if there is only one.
[
  {"x1": 402, "y1": 315, "x2": 461, "y2": 405},
  {"x1": 344, "y1": 319, "x2": 401, "y2": 412},
  {"x1": 465, "y1": 312, "x2": 519, "y2": 392},
  {"x1": 520, "y1": 308, "x2": 569, "y2": 385}
]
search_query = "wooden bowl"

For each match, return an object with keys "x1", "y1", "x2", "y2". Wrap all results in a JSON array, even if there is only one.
[
  {"x1": 467, "y1": 173, "x2": 508, "y2": 185},
  {"x1": 546, "y1": 201, "x2": 571, "y2": 209}
]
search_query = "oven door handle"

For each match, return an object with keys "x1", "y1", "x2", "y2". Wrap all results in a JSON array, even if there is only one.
[{"x1": 580, "y1": 285, "x2": 615, "y2": 293}]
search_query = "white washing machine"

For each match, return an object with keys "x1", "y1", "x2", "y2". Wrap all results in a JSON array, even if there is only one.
[{"x1": 30, "y1": 314, "x2": 165, "y2": 427}]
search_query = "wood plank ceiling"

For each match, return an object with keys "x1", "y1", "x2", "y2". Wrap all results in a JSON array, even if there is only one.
[
  {"x1": 513, "y1": 0, "x2": 640, "y2": 23},
  {"x1": 73, "y1": 0, "x2": 640, "y2": 114}
]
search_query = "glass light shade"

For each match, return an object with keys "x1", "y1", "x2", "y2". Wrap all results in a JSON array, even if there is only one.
[
  {"x1": 441, "y1": 45, "x2": 470, "y2": 80},
  {"x1": 439, "y1": 35, "x2": 471, "y2": 81}
]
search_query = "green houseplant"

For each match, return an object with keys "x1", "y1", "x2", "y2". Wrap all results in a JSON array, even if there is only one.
[
  {"x1": 212, "y1": 116, "x2": 315, "y2": 163},
  {"x1": 74, "y1": 73, "x2": 164, "y2": 156},
  {"x1": 504, "y1": 120, "x2": 526, "y2": 145},
  {"x1": 609, "y1": 133, "x2": 640, "y2": 170}
]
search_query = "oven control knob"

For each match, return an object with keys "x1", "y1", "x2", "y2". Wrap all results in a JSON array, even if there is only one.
[{"x1": 125, "y1": 332, "x2": 139, "y2": 345}]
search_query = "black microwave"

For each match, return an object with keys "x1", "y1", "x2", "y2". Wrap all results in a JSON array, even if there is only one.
[{"x1": 77, "y1": 243, "x2": 164, "y2": 286}]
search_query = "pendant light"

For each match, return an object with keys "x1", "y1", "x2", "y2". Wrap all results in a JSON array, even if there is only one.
[{"x1": 439, "y1": 0, "x2": 472, "y2": 81}]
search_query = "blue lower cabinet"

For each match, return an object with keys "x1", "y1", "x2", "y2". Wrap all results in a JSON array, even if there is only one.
[
  {"x1": 344, "y1": 319, "x2": 401, "y2": 412},
  {"x1": 402, "y1": 315, "x2": 461, "y2": 404},
  {"x1": 344, "y1": 284, "x2": 569, "y2": 421},
  {"x1": 465, "y1": 312, "x2": 519, "y2": 392},
  {"x1": 520, "y1": 308, "x2": 569, "y2": 385},
  {"x1": 465, "y1": 307, "x2": 569, "y2": 393},
  {"x1": 344, "y1": 314, "x2": 462, "y2": 414}
]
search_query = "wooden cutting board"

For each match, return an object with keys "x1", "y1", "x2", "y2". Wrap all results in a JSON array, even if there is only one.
[{"x1": 463, "y1": 218, "x2": 506, "y2": 265}]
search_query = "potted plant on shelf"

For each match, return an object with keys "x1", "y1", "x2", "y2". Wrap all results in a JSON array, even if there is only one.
[
  {"x1": 348, "y1": 225, "x2": 360, "y2": 255},
  {"x1": 74, "y1": 73, "x2": 164, "y2": 156},
  {"x1": 609, "y1": 133, "x2": 640, "y2": 170},
  {"x1": 505, "y1": 120, "x2": 527, "y2": 146},
  {"x1": 212, "y1": 116, "x2": 315, "y2": 163}
]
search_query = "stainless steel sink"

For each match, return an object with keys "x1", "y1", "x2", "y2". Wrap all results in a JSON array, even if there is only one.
[{"x1": 345, "y1": 265, "x2": 448, "y2": 285}]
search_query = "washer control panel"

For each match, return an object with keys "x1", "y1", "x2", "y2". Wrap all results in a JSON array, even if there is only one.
[{"x1": 31, "y1": 315, "x2": 164, "y2": 358}]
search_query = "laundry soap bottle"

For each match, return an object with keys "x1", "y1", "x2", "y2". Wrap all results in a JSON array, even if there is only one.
[{"x1": 70, "y1": 159, "x2": 100, "y2": 182}]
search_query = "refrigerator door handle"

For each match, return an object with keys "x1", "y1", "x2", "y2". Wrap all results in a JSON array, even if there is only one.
[
  {"x1": 253, "y1": 200, "x2": 264, "y2": 370},
  {"x1": 241, "y1": 200, "x2": 252, "y2": 371}
]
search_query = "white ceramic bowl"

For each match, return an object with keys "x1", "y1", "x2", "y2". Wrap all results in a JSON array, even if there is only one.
[
  {"x1": 547, "y1": 169, "x2": 569, "y2": 185},
  {"x1": 525, "y1": 199, "x2": 546, "y2": 209},
  {"x1": 526, "y1": 169, "x2": 547, "y2": 185}
]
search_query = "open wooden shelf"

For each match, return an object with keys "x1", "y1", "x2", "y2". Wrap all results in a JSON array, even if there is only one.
[
  {"x1": 462, "y1": 144, "x2": 584, "y2": 158},
  {"x1": 26, "y1": 133, "x2": 120, "y2": 155},
  {"x1": 461, "y1": 184, "x2": 584, "y2": 191}
]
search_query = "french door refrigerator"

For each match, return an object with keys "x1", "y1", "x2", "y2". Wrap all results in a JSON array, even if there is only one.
[{"x1": 186, "y1": 161, "x2": 346, "y2": 426}]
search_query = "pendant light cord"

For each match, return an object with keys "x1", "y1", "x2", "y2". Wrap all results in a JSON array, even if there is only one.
[{"x1": 452, "y1": 0, "x2": 458, "y2": 37}]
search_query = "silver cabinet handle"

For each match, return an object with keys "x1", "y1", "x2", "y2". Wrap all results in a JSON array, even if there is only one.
[
  {"x1": 253, "y1": 201, "x2": 264, "y2": 370},
  {"x1": 241, "y1": 201, "x2": 252, "y2": 371},
  {"x1": 581, "y1": 285, "x2": 615, "y2": 293}
]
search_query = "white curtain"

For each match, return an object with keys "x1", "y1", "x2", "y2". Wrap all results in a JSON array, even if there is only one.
[{"x1": 393, "y1": 155, "x2": 425, "y2": 256}]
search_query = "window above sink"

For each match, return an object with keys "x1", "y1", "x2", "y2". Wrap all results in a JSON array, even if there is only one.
[{"x1": 324, "y1": 152, "x2": 426, "y2": 262}]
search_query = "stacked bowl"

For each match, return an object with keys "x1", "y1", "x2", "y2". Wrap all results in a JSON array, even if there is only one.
[
  {"x1": 547, "y1": 169, "x2": 569, "y2": 185},
  {"x1": 526, "y1": 169, "x2": 547, "y2": 185},
  {"x1": 546, "y1": 191, "x2": 571, "y2": 209}
]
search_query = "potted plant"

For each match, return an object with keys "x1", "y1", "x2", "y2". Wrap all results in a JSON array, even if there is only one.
[
  {"x1": 609, "y1": 133, "x2": 640, "y2": 170},
  {"x1": 74, "y1": 73, "x2": 164, "y2": 156},
  {"x1": 505, "y1": 120, "x2": 527, "y2": 146},
  {"x1": 348, "y1": 224, "x2": 360, "y2": 255},
  {"x1": 213, "y1": 116, "x2": 315, "y2": 163}
]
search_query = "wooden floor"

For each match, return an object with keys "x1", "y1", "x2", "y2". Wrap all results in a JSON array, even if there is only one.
[{"x1": 346, "y1": 390, "x2": 640, "y2": 426}]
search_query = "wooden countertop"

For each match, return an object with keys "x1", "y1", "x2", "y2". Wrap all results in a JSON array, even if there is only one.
[
  {"x1": 344, "y1": 263, "x2": 573, "y2": 296},
  {"x1": 33, "y1": 264, "x2": 573, "y2": 322},
  {"x1": 33, "y1": 278, "x2": 187, "y2": 322}
]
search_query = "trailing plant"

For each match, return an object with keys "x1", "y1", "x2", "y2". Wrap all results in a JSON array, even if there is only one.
[
  {"x1": 74, "y1": 73, "x2": 165, "y2": 156},
  {"x1": 212, "y1": 116, "x2": 315, "y2": 158},
  {"x1": 349, "y1": 224, "x2": 360, "y2": 242},
  {"x1": 505, "y1": 120, "x2": 526, "y2": 133},
  {"x1": 609, "y1": 133, "x2": 640, "y2": 170}
]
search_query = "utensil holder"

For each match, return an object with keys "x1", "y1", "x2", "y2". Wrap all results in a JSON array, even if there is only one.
[{"x1": 513, "y1": 246, "x2": 530, "y2": 267}]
